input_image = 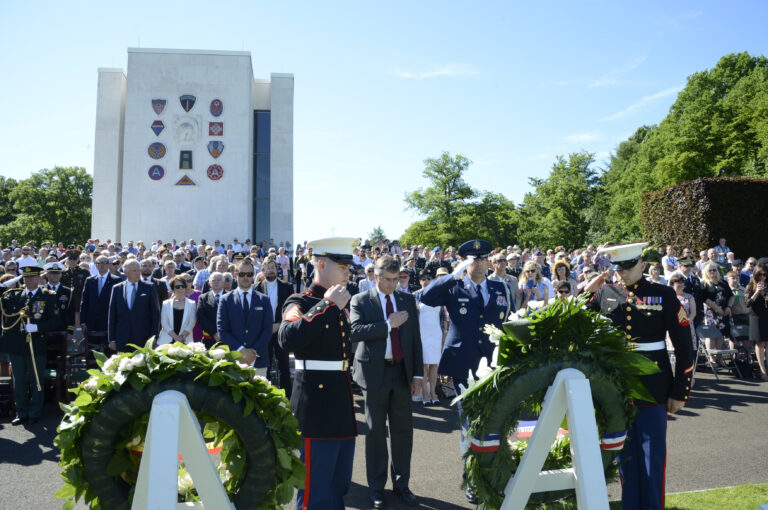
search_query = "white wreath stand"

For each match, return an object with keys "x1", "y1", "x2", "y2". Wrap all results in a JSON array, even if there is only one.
[
  {"x1": 500, "y1": 368, "x2": 610, "y2": 510},
  {"x1": 131, "y1": 390, "x2": 235, "y2": 510}
]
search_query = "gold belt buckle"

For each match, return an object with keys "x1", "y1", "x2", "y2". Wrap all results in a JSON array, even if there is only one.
[{"x1": 342, "y1": 359, "x2": 349, "y2": 371}]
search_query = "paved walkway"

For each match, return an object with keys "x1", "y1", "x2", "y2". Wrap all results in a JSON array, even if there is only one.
[{"x1": 1, "y1": 370, "x2": 767, "y2": 509}]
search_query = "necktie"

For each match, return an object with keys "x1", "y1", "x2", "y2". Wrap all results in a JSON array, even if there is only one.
[
  {"x1": 385, "y1": 294, "x2": 404, "y2": 363},
  {"x1": 214, "y1": 293, "x2": 220, "y2": 305},
  {"x1": 98, "y1": 276, "x2": 105, "y2": 295},
  {"x1": 475, "y1": 283, "x2": 484, "y2": 308},
  {"x1": 28, "y1": 291, "x2": 33, "y2": 301},
  {"x1": 129, "y1": 283, "x2": 136, "y2": 309},
  {"x1": 242, "y1": 292, "x2": 249, "y2": 321}
]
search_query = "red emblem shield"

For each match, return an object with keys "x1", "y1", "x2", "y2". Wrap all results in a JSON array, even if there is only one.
[
  {"x1": 207, "y1": 164, "x2": 224, "y2": 181},
  {"x1": 210, "y1": 99, "x2": 223, "y2": 117},
  {"x1": 209, "y1": 122, "x2": 223, "y2": 136}
]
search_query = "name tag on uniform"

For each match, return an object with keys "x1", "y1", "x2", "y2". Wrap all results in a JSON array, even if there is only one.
[
  {"x1": 458, "y1": 298, "x2": 469, "y2": 302},
  {"x1": 607, "y1": 298, "x2": 616, "y2": 302},
  {"x1": 255, "y1": 307, "x2": 264, "y2": 311}
]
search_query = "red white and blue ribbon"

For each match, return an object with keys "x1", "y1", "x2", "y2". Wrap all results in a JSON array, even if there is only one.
[
  {"x1": 470, "y1": 434, "x2": 501, "y2": 452},
  {"x1": 600, "y1": 430, "x2": 627, "y2": 451}
]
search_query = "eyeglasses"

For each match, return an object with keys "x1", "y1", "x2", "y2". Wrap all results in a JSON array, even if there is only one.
[
  {"x1": 707, "y1": 269, "x2": 718, "y2": 273},
  {"x1": 173, "y1": 285, "x2": 186, "y2": 289},
  {"x1": 558, "y1": 290, "x2": 570, "y2": 295},
  {"x1": 95, "y1": 261, "x2": 108, "y2": 265},
  {"x1": 525, "y1": 270, "x2": 536, "y2": 274},
  {"x1": 419, "y1": 276, "x2": 432, "y2": 281},
  {"x1": 756, "y1": 272, "x2": 766, "y2": 278},
  {"x1": 238, "y1": 272, "x2": 254, "y2": 277}
]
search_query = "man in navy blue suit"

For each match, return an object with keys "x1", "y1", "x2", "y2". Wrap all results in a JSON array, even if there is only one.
[
  {"x1": 80, "y1": 255, "x2": 122, "y2": 336},
  {"x1": 217, "y1": 258, "x2": 272, "y2": 376},
  {"x1": 107, "y1": 259, "x2": 160, "y2": 352}
]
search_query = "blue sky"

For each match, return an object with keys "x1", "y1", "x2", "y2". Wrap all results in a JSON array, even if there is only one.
[{"x1": 1, "y1": 2, "x2": 766, "y2": 244}]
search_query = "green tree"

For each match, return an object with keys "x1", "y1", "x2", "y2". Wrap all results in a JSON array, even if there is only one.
[
  {"x1": 515, "y1": 152, "x2": 599, "y2": 249},
  {"x1": 368, "y1": 226, "x2": 387, "y2": 244},
  {"x1": 0, "y1": 176, "x2": 19, "y2": 227},
  {"x1": 0, "y1": 166, "x2": 92, "y2": 245}
]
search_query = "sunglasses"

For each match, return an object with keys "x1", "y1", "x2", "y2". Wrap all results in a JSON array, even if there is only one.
[
  {"x1": 558, "y1": 290, "x2": 570, "y2": 295},
  {"x1": 756, "y1": 272, "x2": 766, "y2": 278},
  {"x1": 173, "y1": 285, "x2": 187, "y2": 289},
  {"x1": 525, "y1": 270, "x2": 536, "y2": 273},
  {"x1": 238, "y1": 272, "x2": 254, "y2": 277},
  {"x1": 419, "y1": 276, "x2": 432, "y2": 281}
]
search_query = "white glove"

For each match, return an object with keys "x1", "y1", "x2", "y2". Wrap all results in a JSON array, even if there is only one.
[
  {"x1": 2, "y1": 275, "x2": 23, "y2": 287},
  {"x1": 25, "y1": 323, "x2": 38, "y2": 333},
  {"x1": 452, "y1": 256, "x2": 474, "y2": 280}
]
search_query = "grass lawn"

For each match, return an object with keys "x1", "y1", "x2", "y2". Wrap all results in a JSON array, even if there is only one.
[{"x1": 606, "y1": 483, "x2": 768, "y2": 509}]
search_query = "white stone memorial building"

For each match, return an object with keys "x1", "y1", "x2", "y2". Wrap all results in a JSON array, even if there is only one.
[{"x1": 92, "y1": 48, "x2": 293, "y2": 245}]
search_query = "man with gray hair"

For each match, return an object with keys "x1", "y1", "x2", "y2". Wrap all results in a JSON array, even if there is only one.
[
  {"x1": 108, "y1": 259, "x2": 160, "y2": 352},
  {"x1": 197, "y1": 271, "x2": 227, "y2": 348}
]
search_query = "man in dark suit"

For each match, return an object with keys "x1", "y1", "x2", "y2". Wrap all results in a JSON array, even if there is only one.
[
  {"x1": 108, "y1": 259, "x2": 160, "y2": 352},
  {"x1": 81, "y1": 255, "x2": 122, "y2": 335},
  {"x1": 350, "y1": 255, "x2": 423, "y2": 508},
  {"x1": 255, "y1": 256, "x2": 293, "y2": 397},
  {"x1": 139, "y1": 258, "x2": 169, "y2": 306},
  {"x1": 197, "y1": 271, "x2": 228, "y2": 349},
  {"x1": 217, "y1": 258, "x2": 272, "y2": 375}
]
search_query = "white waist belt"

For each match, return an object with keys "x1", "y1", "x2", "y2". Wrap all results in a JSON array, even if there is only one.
[
  {"x1": 295, "y1": 359, "x2": 346, "y2": 371},
  {"x1": 631, "y1": 341, "x2": 667, "y2": 351}
]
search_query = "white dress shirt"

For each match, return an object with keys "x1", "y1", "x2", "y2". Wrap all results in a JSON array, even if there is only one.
[
  {"x1": 377, "y1": 289, "x2": 396, "y2": 360},
  {"x1": 265, "y1": 279, "x2": 278, "y2": 317},
  {"x1": 463, "y1": 275, "x2": 489, "y2": 306}
]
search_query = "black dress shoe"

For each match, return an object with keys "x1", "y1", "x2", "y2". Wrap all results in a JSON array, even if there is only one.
[
  {"x1": 465, "y1": 486, "x2": 479, "y2": 504},
  {"x1": 369, "y1": 490, "x2": 385, "y2": 509},
  {"x1": 11, "y1": 417, "x2": 27, "y2": 426},
  {"x1": 393, "y1": 486, "x2": 418, "y2": 506}
]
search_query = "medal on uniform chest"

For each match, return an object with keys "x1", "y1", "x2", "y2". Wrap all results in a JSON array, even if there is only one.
[
  {"x1": 499, "y1": 312, "x2": 505, "y2": 319},
  {"x1": 459, "y1": 307, "x2": 468, "y2": 315}
]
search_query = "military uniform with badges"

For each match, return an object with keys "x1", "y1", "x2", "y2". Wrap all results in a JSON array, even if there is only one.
[
  {"x1": 44, "y1": 263, "x2": 76, "y2": 335},
  {"x1": 0, "y1": 266, "x2": 59, "y2": 423},
  {"x1": 61, "y1": 249, "x2": 90, "y2": 312},
  {"x1": 278, "y1": 238, "x2": 358, "y2": 510},
  {"x1": 587, "y1": 243, "x2": 693, "y2": 510},
  {"x1": 419, "y1": 239, "x2": 512, "y2": 505}
]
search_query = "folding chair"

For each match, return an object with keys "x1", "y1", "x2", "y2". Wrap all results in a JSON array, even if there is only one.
[{"x1": 695, "y1": 324, "x2": 740, "y2": 380}]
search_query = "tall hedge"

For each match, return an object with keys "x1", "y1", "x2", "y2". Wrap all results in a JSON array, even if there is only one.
[{"x1": 641, "y1": 177, "x2": 768, "y2": 258}]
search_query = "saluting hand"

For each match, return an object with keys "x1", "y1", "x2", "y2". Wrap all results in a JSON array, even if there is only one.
[
  {"x1": 325, "y1": 284, "x2": 351, "y2": 309},
  {"x1": 452, "y1": 256, "x2": 474, "y2": 280},
  {"x1": 583, "y1": 269, "x2": 610, "y2": 294}
]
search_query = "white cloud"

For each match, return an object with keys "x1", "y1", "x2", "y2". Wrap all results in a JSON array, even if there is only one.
[
  {"x1": 564, "y1": 132, "x2": 600, "y2": 143},
  {"x1": 600, "y1": 86, "x2": 684, "y2": 121},
  {"x1": 588, "y1": 56, "x2": 646, "y2": 88},
  {"x1": 395, "y1": 63, "x2": 478, "y2": 80}
]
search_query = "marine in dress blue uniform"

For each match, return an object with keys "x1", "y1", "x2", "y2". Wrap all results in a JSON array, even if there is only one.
[
  {"x1": 419, "y1": 239, "x2": 513, "y2": 504},
  {"x1": 278, "y1": 238, "x2": 358, "y2": 510},
  {"x1": 585, "y1": 243, "x2": 693, "y2": 510}
]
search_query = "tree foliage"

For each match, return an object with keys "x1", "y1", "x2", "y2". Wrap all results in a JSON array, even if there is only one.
[
  {"x1": 0, "y1": 166, "x2": 92, "y2": 245},
  {"x1": 368, "y1": 226, "x2": 387, "y2": 244}
]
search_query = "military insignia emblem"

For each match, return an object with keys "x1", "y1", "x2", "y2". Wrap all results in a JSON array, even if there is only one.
[
  {"x1": 206, "y1": 164, "x2": 223, "y2": 181},
  {"x1": 209, "y1": 122, "x2": 223, "y2": 136},
  {"x1": 151, "y1": 99, "x2": 166, "y2": 115},
  {"x1": 151, "y1": 120, "x2": 164, "y2": 136},
  {"x1": 179, "y1": 94, "x2": 196, "y2": 112},
  {"x1": 459, "y1": 307, "x2": 468, "y2": 315},
  {"x1": 207, "y1": 141, "x2": 224, "y2": 158},
  {"x1": 210, "y1": 99, "x2": 223, "y2": 117},
  {"x1": 496, "y1": 296, "x2": 507, "y2": 307},
  {"x1": 677, "y1": 306, "x2": 690, "y2": 326},
  {"x1": 175, "y1": 175, "x2": 196, "y2": 186},
  {"x1": 148, "y1": 143, "x2": 166, "y2": 159},
  {"x1": 148, "y1": 165, "x2": 165, "y2": 181},
  {"x1": 473, "y1": 240, "x2": 481, "y2": 250}
]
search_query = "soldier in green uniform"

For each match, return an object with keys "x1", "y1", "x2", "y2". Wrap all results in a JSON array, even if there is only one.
[
  {"x1": 60, "y1": 246, "x2": 90, "y2": 325},
  {"x1": 0, "y1": 265, "x2": 59, "y2": 425}
]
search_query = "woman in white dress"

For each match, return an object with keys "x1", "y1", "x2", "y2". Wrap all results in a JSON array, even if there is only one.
[
  {"x1": 413, "y1": 269, "x2": 443, "y2": 406},
  {"x1": 156, "y1": 275, "x2": 197, "y2": 346}
]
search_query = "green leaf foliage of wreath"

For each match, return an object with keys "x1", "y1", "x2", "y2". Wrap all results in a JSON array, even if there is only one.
[
  {"x1": 54, "y1": 340, "x2": 304, "y2": 510},
  {"x1": 458, "y1": 296, "x2": 660, "y2": 509}
]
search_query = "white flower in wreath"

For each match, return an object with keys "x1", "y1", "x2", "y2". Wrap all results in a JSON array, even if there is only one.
[
  {"x1": 483, "y1": 324, "x2": 504, "y2": 344},
  {"x1": 103, "y1": 355, "x2": 120, "y2": 373},
  {"x1": 118, "y1": 357, "x2": 134, "y2": 373},
  {"x1": 126, "y1": 435, "x2": 143, "y2": 448},
  {"x1": 131, "y1": 353, "x2": 146, "y2": 367},
  {"x1": 252, "y1": 373, "x2": 269, "y2": 384},
  {"x1": 190, "y1": 342, "x2": 207, "y2": 354},
  {"x1": 168, "y1": 346, "x2": 192, "y2": 358},
  {"x1": 177, "y1": 470, "x2": 194, "y2": 494},
  {"x1": 83, "y1": 377, "x2": 100, "y2": 393},
  {"x1": 156, "y1": 343, "x2": 172, "y2": 352},
  {"x1": 209, "y1": 348, "x2": 227, "y2": 360}
]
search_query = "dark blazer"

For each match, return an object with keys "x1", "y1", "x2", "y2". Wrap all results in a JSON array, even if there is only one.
[
  {"x1": 80, "y1": 273, "x2": 121, "y2": 332},
  {"x1": 108, "y1": 280, "x2": 160, "y2": 351},
  {"x1": 49, "y1": 284, "x2": 76, "y2": 333},
  {"x1": 142, "y1": 276, "x2": 169, "y2": 306},
  {"x1": 216, "y1": 289, "x2": 272, "y2": 368},
  {"x1": 196, "y1": 290, "x2": 226, "y2": 338},
  {"x1": 350, "y1": 288, "x2": 423, "y2": 391},
  {"x1": 254, "y1": 279, "x2": 293, "y2": 324}
]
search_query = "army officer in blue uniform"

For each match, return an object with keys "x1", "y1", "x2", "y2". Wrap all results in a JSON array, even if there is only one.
[
  {"x1": 278, "y1": 238, "x2": 359, "y2": 510},
  {"x1": 420, "y1": 239, "x2": 513, "y2": 504},
  {"x1": 584, "y1": 242, "x2": 693, "y2": 510}
]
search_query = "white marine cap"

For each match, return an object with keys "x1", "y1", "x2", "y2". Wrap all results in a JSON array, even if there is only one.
[
  {"x1": 43, "y1": 261, "x2": 66, "y2": 272},
  {"x1": 598, "y1": 242, "x2": 649, "y2": 270},
  {"x1": 307, "y1": 238, "x2": 359, "y2": 264}
]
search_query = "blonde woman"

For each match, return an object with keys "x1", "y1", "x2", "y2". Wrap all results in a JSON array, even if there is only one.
[
  {"x1": 700, "y1": 261, "x2": 734, "y2": 365},
  {"x1": 156, "y1": 275, "x2": 197, "y2": 346},
  {"x1": 519, "y1": 261, "x2": 549, "y2": 308}
]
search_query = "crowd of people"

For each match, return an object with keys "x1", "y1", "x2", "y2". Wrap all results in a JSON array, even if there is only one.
[{"x1": 0, "y1": 234, "x2": 766, "y2": 508}]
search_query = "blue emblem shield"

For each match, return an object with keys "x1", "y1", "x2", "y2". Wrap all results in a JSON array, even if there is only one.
[
  {"x1": 207, "y1": 141, "x2": 224, "y2": 158},
  {"x1": 210, "y1": 99, "x2": 223, "y2": 117},
  {"x1": 151, "y1": 99, "x2": 166, "y2": 115},
  {"x1": 148, "y1": 143, "x2": 166, "y2": 159},
  {"x1": 148, "y1": 165, "x2": 165, "y2": 180},
  {"x1": 151, "y1": 120, "x2": 164, "y2": 136},
  {"x1": 180, "y1": 94, "x2": 196, "y2": 112}
]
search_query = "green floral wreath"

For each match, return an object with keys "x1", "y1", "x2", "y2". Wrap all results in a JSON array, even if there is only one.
[
  {"x1": 54, "y1": 341, "x2": 304, "y2": 510},
  {"x1": 459, "y1": 297, "x2": 660, "y2": 509}
]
